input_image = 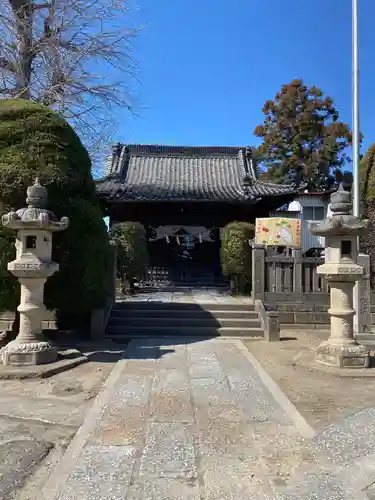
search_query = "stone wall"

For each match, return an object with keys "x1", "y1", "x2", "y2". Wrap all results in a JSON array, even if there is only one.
[{"x1": 265, "y1": 303, "x2": 329, "y2": 329}]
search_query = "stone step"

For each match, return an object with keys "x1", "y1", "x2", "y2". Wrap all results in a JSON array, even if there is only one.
[
  {"x1": 106, "y1": 326, "x2": 264, "y2": 338},
  {"x1": 110, "y1": 309, "x2": 258, "y2": 320},
  {"x1": 112, "y1": 302, "x2": 253, "y2": 312},
  {"x1": 139, "y1": 282, "x2": 229, "y2": 288},
  {"x1": 107, "y1": 316, "x2": 261, "y2": 328}
]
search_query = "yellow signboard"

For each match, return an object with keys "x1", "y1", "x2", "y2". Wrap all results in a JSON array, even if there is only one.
[{"x1": 255, "y1": 218, "x2": 301, "y2": 248}]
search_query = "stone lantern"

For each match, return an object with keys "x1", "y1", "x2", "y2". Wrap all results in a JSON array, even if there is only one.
[
  {"x1": 1, "y1": 179, "x2": 69, "y2": 366},
  {"x1": 310, "y1": 184, "x2": 370, "y2": 369}
]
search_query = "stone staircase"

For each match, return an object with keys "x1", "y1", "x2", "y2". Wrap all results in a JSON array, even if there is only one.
[{"x1": 105, "y1": 301, "x2": 264, "y2": 341}]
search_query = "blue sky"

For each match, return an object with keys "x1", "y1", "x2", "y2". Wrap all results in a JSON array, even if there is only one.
[{"x1": 116, "y1": 0, "x2": 375, "y2": 155}]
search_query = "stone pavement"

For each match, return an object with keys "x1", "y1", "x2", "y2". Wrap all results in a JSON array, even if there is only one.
[
  {"x1": 117, "y1": 288, "x2": 253, "y2": 305},
  {"x1": 39, "y1": 337, "x2": 375, "y2": 500}
]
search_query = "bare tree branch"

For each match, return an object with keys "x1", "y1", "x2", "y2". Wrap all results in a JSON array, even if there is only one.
[{"x1": 0, "y1": 0, "x2": 140, "y2": 175}]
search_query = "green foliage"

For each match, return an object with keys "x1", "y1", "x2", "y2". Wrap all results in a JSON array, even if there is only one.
[
  {"x1": 0, "y1": 99, "x2": 95, "y2": 209},
  {"x1": 360, "y1": 142, "x2": 375, "y2": 205},
  {"x1": 0, "y1": 99, "x2": 109, "y2": 318},
  {"x1": 360, "y1": 143, "x2": 375, "y2": 286},
  {"x1": 0, "y1": 226, "x2": 19, "y2": 312},
  {"x1": 109, "y1": 222, "x2": 149, "y2": 281},
  {"x1": 220, "y1": 222, "x2": 254, "y2": 290},
  {"x1": 45, "y1": 198, "x2": 110, "y2": 314},
  {"x1": 254, "y1": 79, "x2": 352, "y2": 191}
]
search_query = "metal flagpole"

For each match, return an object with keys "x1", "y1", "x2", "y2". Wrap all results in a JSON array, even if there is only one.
[{"x1": 352, "y1": 0, "x2": 361, "y2": 333}]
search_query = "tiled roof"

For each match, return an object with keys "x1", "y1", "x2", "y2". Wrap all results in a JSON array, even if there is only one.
[{"x1": 96, "y1": 144, "x2": 296, "y2": 202}]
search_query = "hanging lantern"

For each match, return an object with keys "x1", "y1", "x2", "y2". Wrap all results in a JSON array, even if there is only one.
[
  {"x1": 199, "y1": 233, "x2": 202, "y2": 243},
  {"x1": 165, "y1": 234, "x2": 170, "y2": 244},
  {"x1": 176, "y1": 236, "x2": 180, "y2": 246}
]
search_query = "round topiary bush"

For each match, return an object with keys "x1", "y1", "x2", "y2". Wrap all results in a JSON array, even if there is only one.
[
  {"x1": 220, "y1": 221, "x2": 255, "y2": 294},
  {"x1": 109, "y1": 222, "x2": 149, "y2": 293},
  {"x1": 0, "y1": 100, "x2": 95, "y2": 209},
  {"x1": 0, "y1": 99, "x2": 109, "y2": 326}
]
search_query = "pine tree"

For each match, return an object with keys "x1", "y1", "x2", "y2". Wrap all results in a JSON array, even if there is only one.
[{"x1": 254, "y1": 79, "x2": 352, "y2": 191}]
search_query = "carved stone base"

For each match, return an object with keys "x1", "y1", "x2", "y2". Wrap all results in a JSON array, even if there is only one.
[
  {"x1": 1, "y1": 340, "x2": 58, "y2": 366},
  {"x1": 316, "y1": 341, "x2": 370, "y2": 369}
]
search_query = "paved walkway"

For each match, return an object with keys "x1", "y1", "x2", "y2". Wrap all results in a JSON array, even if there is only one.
[
  {"x1": 117, "y1": 288, "x2": 253, "y2": 305},
  {"x1": 40, "y1": 338, "x2": 373, "y2": 500}
]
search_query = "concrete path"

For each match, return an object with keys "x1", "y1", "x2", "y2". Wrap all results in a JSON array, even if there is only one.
[{"x1": 39, "y1": 338, "x2": 371, "y2": 500}]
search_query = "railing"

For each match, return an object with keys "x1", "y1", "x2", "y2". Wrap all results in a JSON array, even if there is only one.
[{"x1": 252, "y1": 245, "x2": 329, "y2": 305}]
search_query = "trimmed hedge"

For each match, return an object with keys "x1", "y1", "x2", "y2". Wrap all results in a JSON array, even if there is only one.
[
  {"x1": 0, "y1": 99, "x2": 109, "y2": 322},
  {"x1": 45, "y1": 198, "x2": 111, "y2": 314},
  {"x1": 220, "y1": 221, "x2": 255, "y2": 294}
]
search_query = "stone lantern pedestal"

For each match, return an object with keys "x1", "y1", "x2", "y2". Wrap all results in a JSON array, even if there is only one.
[
  {"x1": 1, "y1": 179, "x2": 69, "y2": 366},
  {"x1": 310, "y1": 185, "x2": 370, "y2": 369}
]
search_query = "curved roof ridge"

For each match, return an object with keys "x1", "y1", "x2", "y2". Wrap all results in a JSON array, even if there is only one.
[{"x1": 126, "y1": 144, "x2": 246, "y2": 157}]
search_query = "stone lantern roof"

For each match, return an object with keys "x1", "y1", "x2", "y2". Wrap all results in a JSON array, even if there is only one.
[
  {"x1": 309, "y1": 184, "x2": 367, "y2": 237},
  {"x1": 1, "y1": 179, "x2": 69, "y2": 232}
]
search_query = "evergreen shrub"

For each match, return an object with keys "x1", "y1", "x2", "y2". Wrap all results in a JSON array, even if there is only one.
[
  {"x1": 0, "y1": 100, "x2": 109, "y2": 326},
  {"x1": 109, "y1": 222, "x2": 149, "y2": 292},
  {"x1": 220, "y1": 221, "x2": 255, "y2": 294}
]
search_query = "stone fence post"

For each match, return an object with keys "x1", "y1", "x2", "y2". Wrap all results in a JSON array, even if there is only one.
[
  {"x1": 358, "y1": 253, "x2": 371, "y2": 332},
  {"x1": 90, "y1": 240, "x2": 118, "y2": 340},
  {"x1": 109, "y1": 240, "x2": 118, "y2": 300},
  {"x1": 252, "y1": 244, "x2": 265, "y2": 302}
]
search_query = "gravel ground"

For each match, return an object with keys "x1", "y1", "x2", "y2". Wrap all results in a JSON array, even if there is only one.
[
  {"x1": 0, "y1": 342, "x2": 124, "y2": 500},
  {"x1": 244, "y1": 329, "x2": 375, "y2": 431}
]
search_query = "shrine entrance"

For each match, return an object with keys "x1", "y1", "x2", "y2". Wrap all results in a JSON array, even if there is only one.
[{"x1": 147, "y1": 225, "x2": 222, "y2": 285}]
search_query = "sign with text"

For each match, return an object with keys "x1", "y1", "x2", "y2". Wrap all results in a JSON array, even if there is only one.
[{"x1": 255, "y1": 218, "x2": 301, "y2": 248}]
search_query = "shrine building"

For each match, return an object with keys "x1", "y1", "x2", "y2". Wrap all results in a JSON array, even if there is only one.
[{"x1": 95, "y1": 144, "x2": 297, "y2": 283}]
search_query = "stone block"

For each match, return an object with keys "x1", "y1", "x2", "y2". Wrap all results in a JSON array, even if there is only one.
[
  {"x1": 310, "y1": 313, "x2": 329, "y2": 324},
  {"x1": 316, "y1": 342, "x2": 370, "y2": 369},
  {"x1": 294, "y1": 312, "x2": 315, "y2": 324},
  {"x1": 314, "y1": 304, "x2": 329, "y2": 312},
  {"x1": 140, "y1": 422, "x2": 197, "y2": 479},
  {"x1": 284, "y1": 323, "x2": 317, "y2": 330},
  {"x1": 126, "y1": 479, "x2": 200, "y2": 500},
  {"x1": 0, "y1": 320, "x2": 13, "y2": 331},
  {"x1": 276, "y1": 304, "x2": 296, "y2": 313},
  {"x1": 91, "y1": 308, "x2": 106, "y2": 340},
  {"x1": 278, "y1": 312, "x2": 294, "y2": 324},
  {"x1": 0, "y1": 311, "x2": 15, "y2": 320},
  {"x1": 264, "y1": 311, "x2": 280, "y2": 342},
  {"x1": 295, "y1": 303, "x2": 314, "y2": 313},
  {"x1": 2, "y1": 345, "x2": 58, "y2": 366}
]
